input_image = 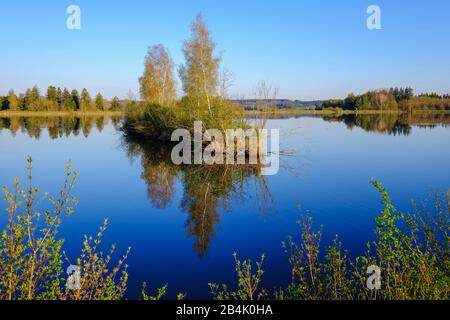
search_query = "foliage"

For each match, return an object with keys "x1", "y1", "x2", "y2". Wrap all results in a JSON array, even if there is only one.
[
  {"x1": 80, "y1": 88, "x2": 92, "y2": 111},
  {"x1": 179, "y1": 14, "x2": 220, "y2": 115},
  {"x1": 320, "y1": 87, "x2": 450, "y2": 112},
  {"x1": 122, "y1": 97, "x2": 245, "y2": 141},
  {"x1": 0, "y1": 158, "x2": 130, "y2": 300},
  {"x1": 400, "y1": 96, "x2": 450, "y2": 111},
  {"x1": 62, "y1": 219, "x2": 130, "y2": 300},
  {"x1": 209, "y1": 253, "x2": 266, "y2": 300},
  {"x1": 123, "y1": 14, "x2": 245, "y2": 141},
  {"x1": 352, "y1": 182, "x2": 449, "y2": 299},
  {"x1": 0, "y1": 86, "x2": 122, "y2": 112},
  {"x1": 141, "y1": 283, "x2": 187, "y2": 301},
  {"x1": 139, "y1": 44, "x2": 177, "y2": 106},
  {"x1": 211, "y1": 182, "x2": 450, "y2": 300},
  {"x1": 141, "y1": 283, "x2": 168, "y2": 300},
  {"x1": 110, "y1": 97, "x2": 121, "y2": 111},
  {"x1": 322, "y1": 89, "x2": 399, "y2": 111},
  {"x1": 95, "y1": 93, "x2": 105, "y2": 111}
]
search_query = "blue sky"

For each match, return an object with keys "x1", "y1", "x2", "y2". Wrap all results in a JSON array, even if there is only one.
[{"x1": 1, "y1": 0, "x2": 449, "y2": 100}]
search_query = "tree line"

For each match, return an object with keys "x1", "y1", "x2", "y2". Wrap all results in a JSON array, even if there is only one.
[
  {"x1": 418, "y1": 92, "x2": 450, "y2": 99},
  {"x1": 320, "y1": 87, "x2": 450, "y2": 111},
  {"x1": 0, "y1": 86, "x2": 123, "y2": 112}
]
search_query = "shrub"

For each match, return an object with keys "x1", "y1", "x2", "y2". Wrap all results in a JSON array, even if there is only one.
[
  {"x1": 211, "y1": 182, "x2": 450, "y2": 300},
  {"x1": 0, "y1": 158, "x2": 130, "y2": 300},
  {"x1": 122, "y1": 98, "x2": 245, "y2": 142}
]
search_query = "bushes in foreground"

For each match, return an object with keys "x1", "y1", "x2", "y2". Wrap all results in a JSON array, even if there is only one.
[
  {"x1": 1, "y1": 160, "x2": 448, "y2": 300},
  {"x1": 0, "y1": 158, "x2": 129, "y2": 300},
  {"x1": 210, "y1": 182, "x2": 449, "y2": 300}
]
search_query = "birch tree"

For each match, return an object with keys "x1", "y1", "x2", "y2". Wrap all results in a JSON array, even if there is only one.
[
  {"x1": 179, "y1": 14, "x2": 220, "y2": 115},
  {"x1": 80, "y1": 88, "x2": 92, "y2": 111},
  {"x1": 253, "y1": 80, "x2": 279, "y2": 128},
  {"x1": 139, "y1": 44, "x2": 177, "y2": 106},
  {"x1": 7, "y1": 90, "x2": 20, "y2": 111}
]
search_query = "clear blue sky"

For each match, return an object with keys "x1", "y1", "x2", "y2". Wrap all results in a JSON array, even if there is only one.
[{"x1": 1, "y1": 0, "x2": 449, "y2": 100}]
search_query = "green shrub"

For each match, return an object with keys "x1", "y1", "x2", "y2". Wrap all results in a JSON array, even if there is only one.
[
  {"x1": 209, "y1": 253, "x2": 266, "y2": 300},
  {"x1": 122, "y1": 98, "x2": 245, "y2": 142},
  {"x1": 212, "y1": 182, "x2": 449, "y2": 300},
  {"x1": 0, "y1": 158, "x2": 130, "y2": 300}
]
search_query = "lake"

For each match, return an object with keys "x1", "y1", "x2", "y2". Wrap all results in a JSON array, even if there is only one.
[{"x1": 0, "y1": 113, "x2": 449, "y2": 299}]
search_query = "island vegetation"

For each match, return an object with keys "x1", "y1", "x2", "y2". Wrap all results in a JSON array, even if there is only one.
[{"x1": 122, "y1": 14, "x2": 245, "y2": 142}]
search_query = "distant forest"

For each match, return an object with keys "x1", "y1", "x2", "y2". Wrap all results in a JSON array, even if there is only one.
[
  {"x1": 0, "y1": 86, "x2": 124, "y2": 112},
  {"x1": 319, "y1": 87, "x2": 450, "y2": 111},
  {"x1": 232, "y1": 99, "x2": 320, "y2": 110}
]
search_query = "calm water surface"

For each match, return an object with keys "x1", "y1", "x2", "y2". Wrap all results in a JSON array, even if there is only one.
[{"x1": 0, "y1": 114, "x2": 449, "y2": 299}]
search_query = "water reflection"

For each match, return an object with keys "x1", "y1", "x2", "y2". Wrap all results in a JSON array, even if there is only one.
[
  {"x1": 1, "y1": 113, "x2": 448, "y2": 257},
  {"x1": 0, "y1": 116, "x2": 122, "y2": 139},
  {"x1": 323, "y1": 113, "x2": 450, "y2": 135},
  {"x1": 121, "y1": 133, "x2": 273, "y2": 257},
  {"x1": 2, "y1": 113, "x2": 448, "y2": 139}
]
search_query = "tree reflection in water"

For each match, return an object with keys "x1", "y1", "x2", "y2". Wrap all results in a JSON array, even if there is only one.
[
  {"x1": 121, "y1": 133, "x2": 274, "y2": 257},
  {"x1": 0, "y1": 116, "x2": 122, "y2": 139},
  {"x1": 2, "y1": 113, "x2": 448, "y2": 256},
  {"x1": 323, "y1": 112, "x2": 450, "y2": 135}
]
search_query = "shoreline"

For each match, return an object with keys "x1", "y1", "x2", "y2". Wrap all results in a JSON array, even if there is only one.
[{"x1": 243, "y1": 109, "x2": 450, "y2": 116}]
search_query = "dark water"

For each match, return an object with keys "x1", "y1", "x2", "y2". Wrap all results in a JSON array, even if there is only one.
[{"x1": 0, "y1": 114, "x2": 449, "y2": 299}]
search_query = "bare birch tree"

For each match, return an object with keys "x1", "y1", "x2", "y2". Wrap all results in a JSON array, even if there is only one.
[
  {"x1": 254, "y1": 80, "x2": 279, "y2": 128},
  {"x1": 218, "y1": 67, "x2": 235, "y2": 99}
]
